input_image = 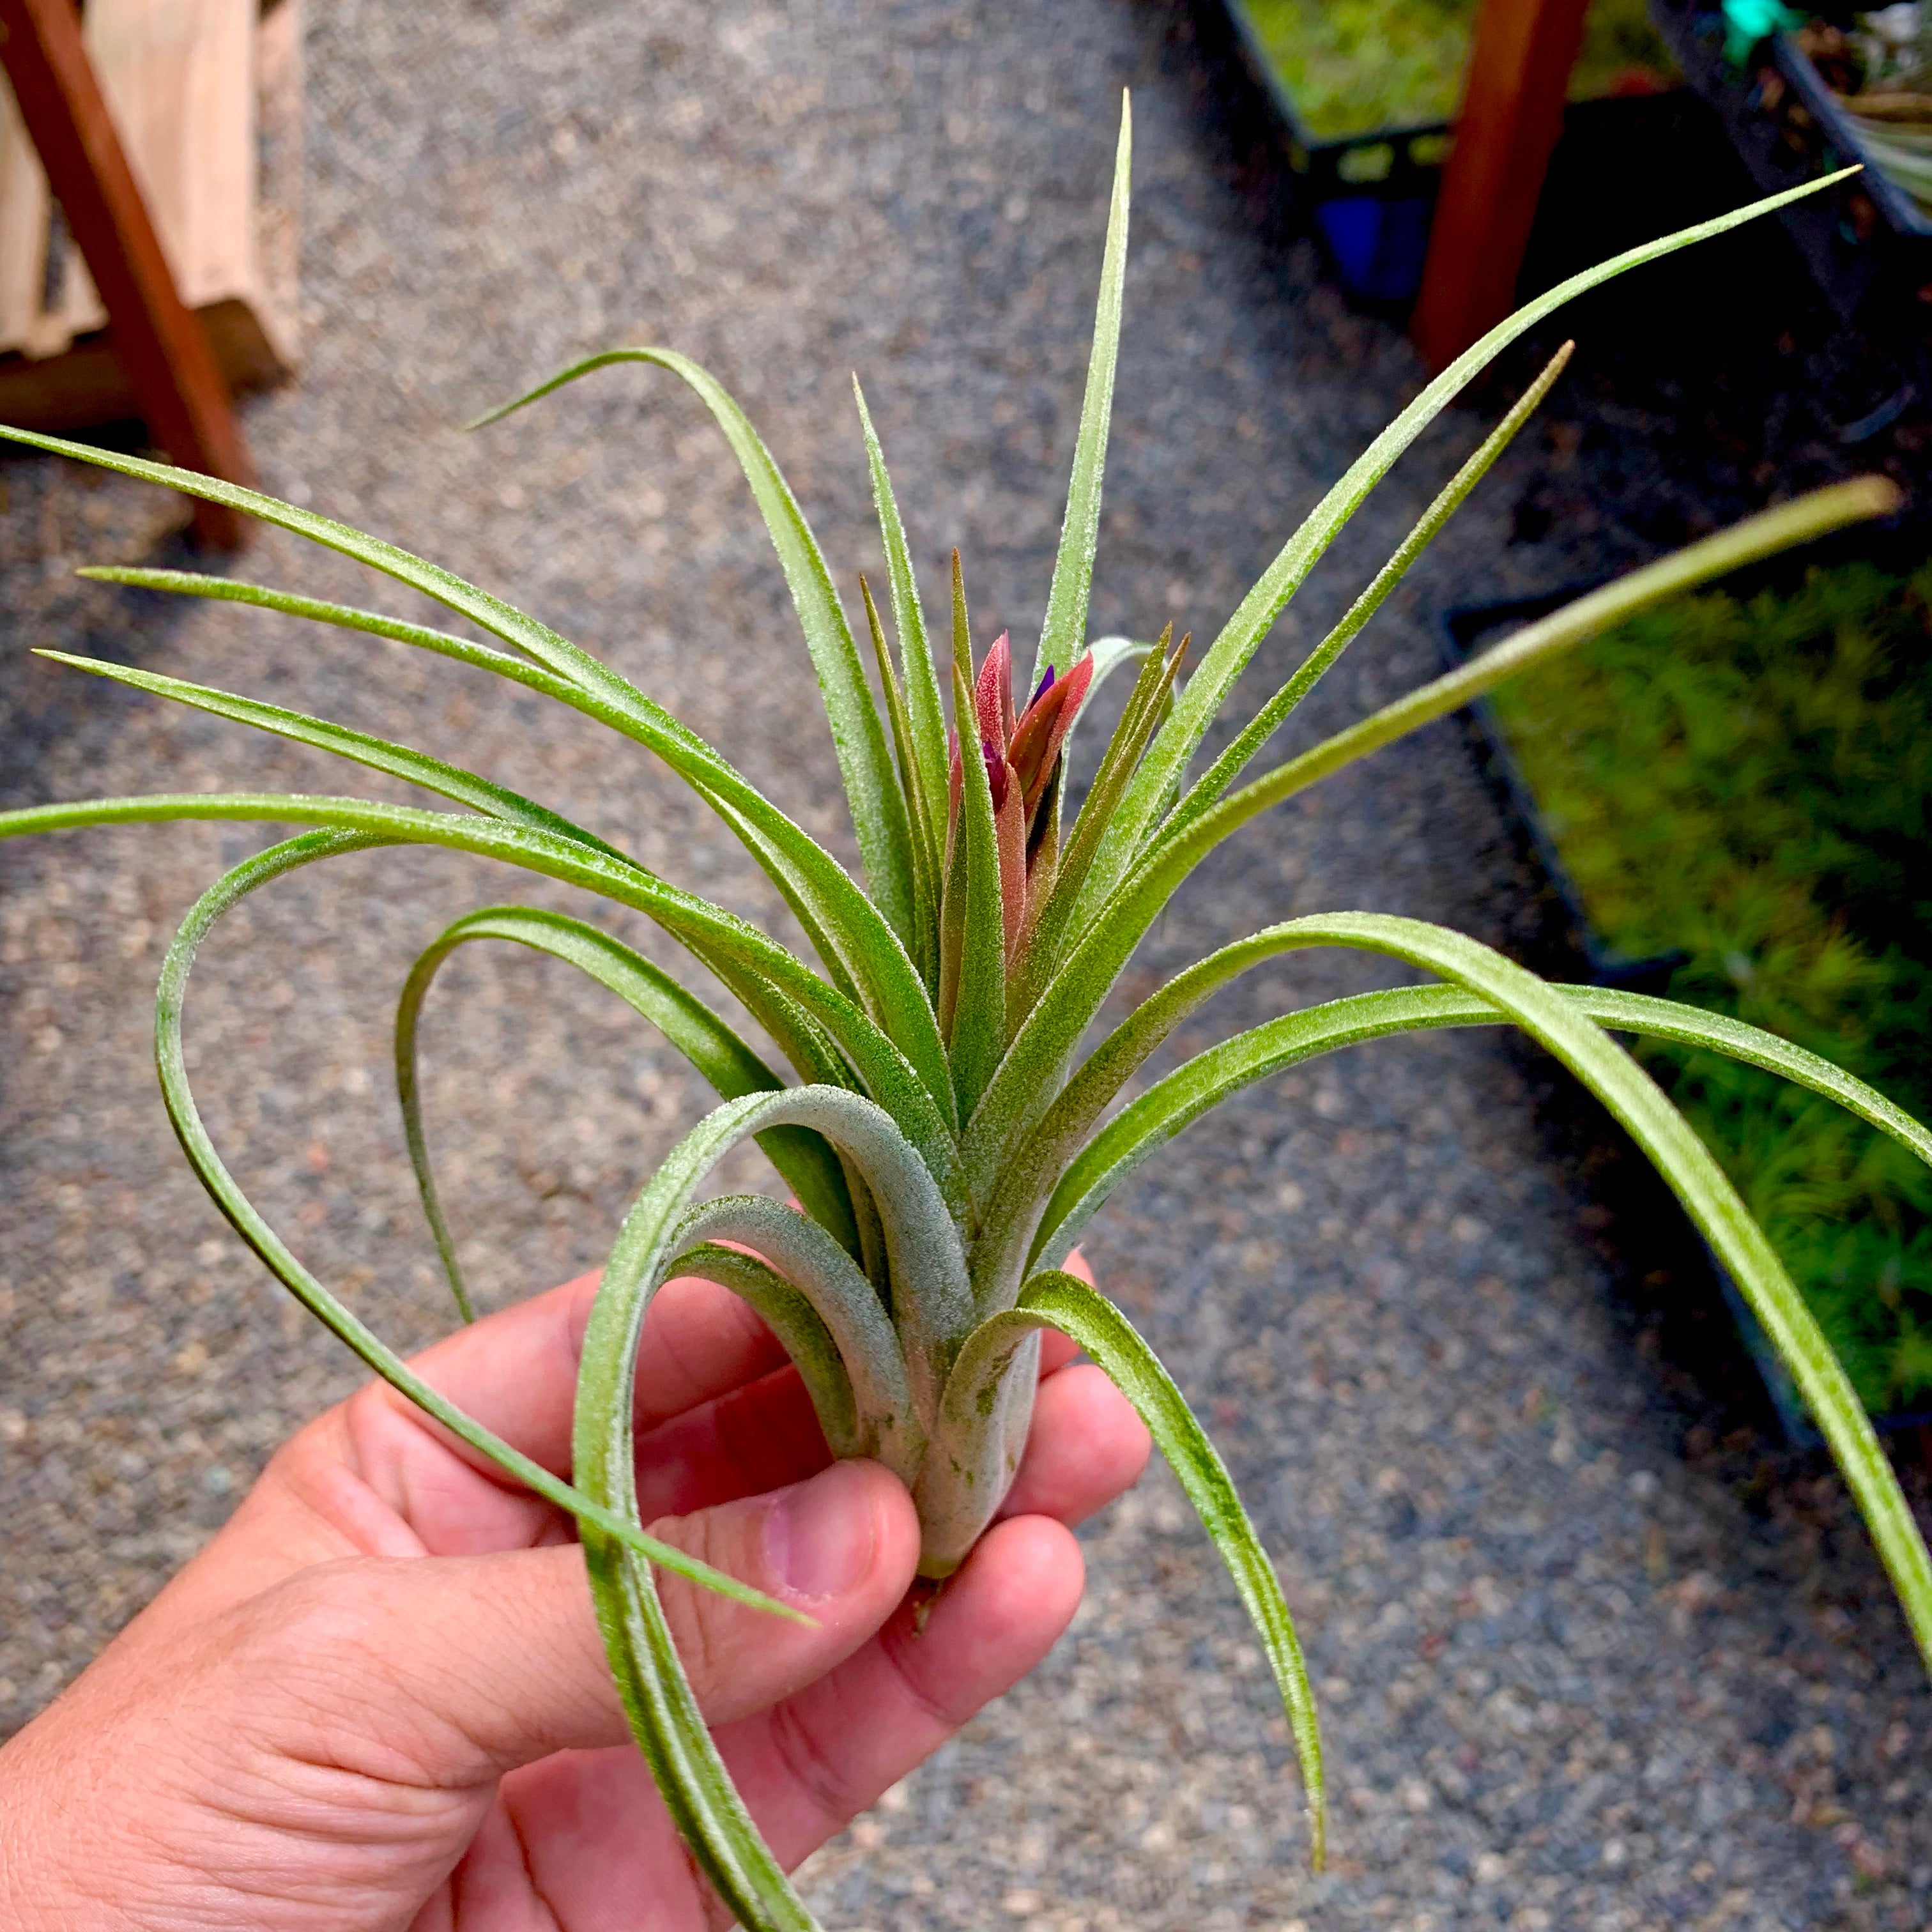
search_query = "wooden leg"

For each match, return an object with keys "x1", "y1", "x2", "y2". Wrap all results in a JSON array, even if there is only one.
[
  {"x1": 0, "y1": 0, "x2": 251, "y2": 548},
  {"x1": 1411, "y1": 0, "x2": 1591, "y2": 372}
]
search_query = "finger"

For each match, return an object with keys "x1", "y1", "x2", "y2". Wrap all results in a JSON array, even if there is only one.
[
  {"x1": 647, "y1": 1460, "x2": 920, "y2": 1728},
  {"x1": 998, "y1": 1361, "x2": 1152, "y2": 1526},
  {"x1": 231, "y1": 1458, "x2": 919, "y2": 1793},
  {"x1": 1034, "y1": 1246, "x2": 1097, "y2": 1378},
  {"x1": 1036, "y1": 1326, "x2": 1081, "y2": 1377},
  {"x1": 247, "y1": 1268, "x2": 794, "y2": 1567},
  {"x1": 364, "y1": 1267, "x2": 791, "y2": 1478},
  {"x1": 631, "y1": 1362, "x2": 832, "y2": 1524},
  {"x1": 709, "y1": 1514, "x2": 1086, "y2": 1870}
]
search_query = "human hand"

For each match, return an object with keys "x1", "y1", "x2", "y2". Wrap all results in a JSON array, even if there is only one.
[{"x1": 0, "y1": 1251, "x2": 1149, "y2": 1931}]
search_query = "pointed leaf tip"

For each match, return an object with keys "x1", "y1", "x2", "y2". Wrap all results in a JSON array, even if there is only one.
[
  {"x1": 974, "y1": 630, "x2": 1015, "y2": 745},
  {"x1": 1032, "y1": 101, "x2": 1131, "y2": 689}
]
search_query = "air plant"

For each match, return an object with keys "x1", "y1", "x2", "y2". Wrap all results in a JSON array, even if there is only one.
[{"x1": 3, "y1": 96, "x2": 1930, "y2": 1928}]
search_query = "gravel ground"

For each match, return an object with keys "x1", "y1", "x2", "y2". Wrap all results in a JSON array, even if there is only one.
[{"x1": 3, "y1": 2, "x2": 1929, "y2": 1926}]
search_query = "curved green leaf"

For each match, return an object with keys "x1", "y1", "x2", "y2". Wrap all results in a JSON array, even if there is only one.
[
  {"x1": 468, "y1": 348, "x2": 919, "y2": 951},
  {"x1": 1031, "y1": 93, "x2": 1132, "y2": 690},
  {"x1": 668, "y1": 1193, "x2": 919, "y2": 1484},
  {"x1": 666, "y1": 1239, "x2": 862, "y2": 1458},
  {"x1": 574, "y1": 1105, "x2": 843, "y2": 1929},
  {"x1": 75, "y1": 562, "x2": 955, "y2": 1119},
  {"x1": 1034, "y1": 981, "x2": 1932, "y2": 1263},
  {"x1": 570, "y1": 1079, "x2": 975, "y2": 1932},
  {"x1": 1067, "y1": 167, "x2": 1864, "y2": 931},
  {"x1": 151, "y1": 829, "x2": 801, "y2": 1618},
  {"x1": 1050, "y1": 915, "x2": 1932, "y2": 1671},
  {"x1": 394, "y1": 906, "x2": 859, "y2": 1318},
  {"x1": 38, "y1": 649, "x2": 633, "y2": 865},
  {"x1": 962, "y1": 1274, "x2": 1325, "y2": 1868},
  {"x1": 0, "y1": 790, "x2": 962, "y2": 1204}
]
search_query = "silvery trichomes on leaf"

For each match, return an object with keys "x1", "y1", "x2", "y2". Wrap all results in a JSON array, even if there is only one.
[{"x1": 4, "y1": 95, "x2": 1931, "y2": 1924}]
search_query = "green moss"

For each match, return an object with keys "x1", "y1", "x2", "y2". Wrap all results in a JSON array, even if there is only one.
[
  {"x1": 1488, "y1": 562, "x2": 1932, "y2": 1413},
  {"x1": 1238, "y1": 0, "x2": 1679, "y2": 143}
]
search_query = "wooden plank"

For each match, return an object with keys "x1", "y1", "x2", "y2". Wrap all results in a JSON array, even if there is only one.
[
  {"x1": 0, "y1": 67, "x2": 50, "y2": 353},
  {"x1": 0, "y1": 0, "x2": 298, "y2": 384},
  {"x1": 0, "y1": 293, "x2": 286, "y2": 429},
  {"x1": 0, "y1": 0, "x2": 250, "y2": 546},
  {"x1": 1410, "y1": 0, "x2": 1591, "y2": 372},
  {"x1": 49, "y1": 0, "x2": 257, "y2": 342}
]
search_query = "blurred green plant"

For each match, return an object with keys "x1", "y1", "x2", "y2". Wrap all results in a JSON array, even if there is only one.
[
  {"x1": 1238, "y1": 0, "x2": 1678, "y2": 142},
  {"x1": 1489, "y1": 561, "x2": 1932, "y2": 1411},
  {"x1": 0, "y1": 99, "x2": 1925, "y2": 1923}
]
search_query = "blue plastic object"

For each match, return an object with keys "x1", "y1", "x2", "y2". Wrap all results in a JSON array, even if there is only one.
[{"x1": 1313, "y1": 195, "x2": 1436, "y2": 303}]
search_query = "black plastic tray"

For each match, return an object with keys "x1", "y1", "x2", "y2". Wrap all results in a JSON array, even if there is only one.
[
  {"x1": 1440, "y1": 587, "x2": 1931, "y2": 1448},
  {"x1": 1647, "y1": 0, "x2": 1932, "y2": 325},
  {"x1": 1211, "y1": 0, "x2": 1453, "y2": 304}
]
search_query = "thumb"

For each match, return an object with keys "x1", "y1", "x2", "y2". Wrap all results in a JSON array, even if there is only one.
[{"x1": 234, "y1": 1459, "x2": 920, "y2": 1789}]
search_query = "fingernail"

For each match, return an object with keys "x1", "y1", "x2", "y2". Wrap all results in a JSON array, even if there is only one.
[{"x1": 767, "y1": 1464, "x2": 877, "y2": 1602}]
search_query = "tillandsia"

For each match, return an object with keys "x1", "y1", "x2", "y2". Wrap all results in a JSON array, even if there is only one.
[{"x1": 4, "y1": 93, "x2": 1932, "y2": 1926}]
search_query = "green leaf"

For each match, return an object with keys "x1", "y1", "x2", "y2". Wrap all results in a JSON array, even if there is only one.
[
  {"x1": 946, "y1": 657, "x2": 1009, "y2": 1120},
  {"x1": 37, "y1": 650, "x2": 633, "y2": 865},
  {"x1": 969, "y1": 479, "x2": 1901, "y2": 1198},
  {"x1": 567, "y1": 1084, "x2": 973, "y2": 1926},
  {"x1": 667, "y1": 1193, "x2": 920, "y2": 1485},
  {"x1": 77, "y1": 562, "x2": 956, "y2": 1123},
  {"x1": 0, "y1": 790, "x2": 963, "y2": 1207},
  {"x1": 961, "y1": 1274, "x2": 1326, "y2": 1869},
  {"x1": 1159, "y1": 339, "x2": 1575, "y2": 844},
  {"x1": 151, "y1": 829, "x2": 804, "y2": 1620},
  {"x1": 77, "y1": 567, "x2": 592, "y2": 698},
  {"x1": 93, "y1": 579, "x2": 878, "y2": 1036},
  {"x1": 6, "y1": 425, "x2": 622, "y2": 688},
  {"x1": 1057, "y1": 632, "x2": 1153, "y2": 772},
  {"x1": 912, "y1": 1317, "x2": 1043, "y2": 1575},
  {"x1": 854, "y1": 378, "x2": 951, "y2": 857},
  {"x1": 1048, "y1": 915, "x2": 1932, "y2": 1674},
  {"x1": 672, "y1": 1236, "x2": 869, "y2": 1460},
  {"x1": 860, "y1": 575, "x2": 940, "y2": 987},
  {"x1": 579, "y1": 1537, "x2": 822, "y2": 1932},
  {"x1": 1034, "y1": 981, "x2": 1932, "y2": 1264},
  {"x1": 1209, "y1": 479, "x2": 1902, "y2": 837},
  {"x1": 394, "y1": 906, "x2": 861, "y2": 1317},
  {"x1": 1066, "y1": 167, "x2": 1867, "y2": 933},
  {"x1": 468, "y1": 348, "x2": 921, "y2": 952},
  {"x1": 667, "y1": 1239, "x2": 864, "y2": 1458},
  {"x1": 1031, "y1": 93, "x2": 1133, "y2": 690},
  {"x1": 574, "y1": 1115, "x2": 841, "y2": 1928}
]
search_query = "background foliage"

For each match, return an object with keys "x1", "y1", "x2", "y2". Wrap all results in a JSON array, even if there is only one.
[{"x1": 1491, "y1": 562, "x2": 1932, "y2": 1410}]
